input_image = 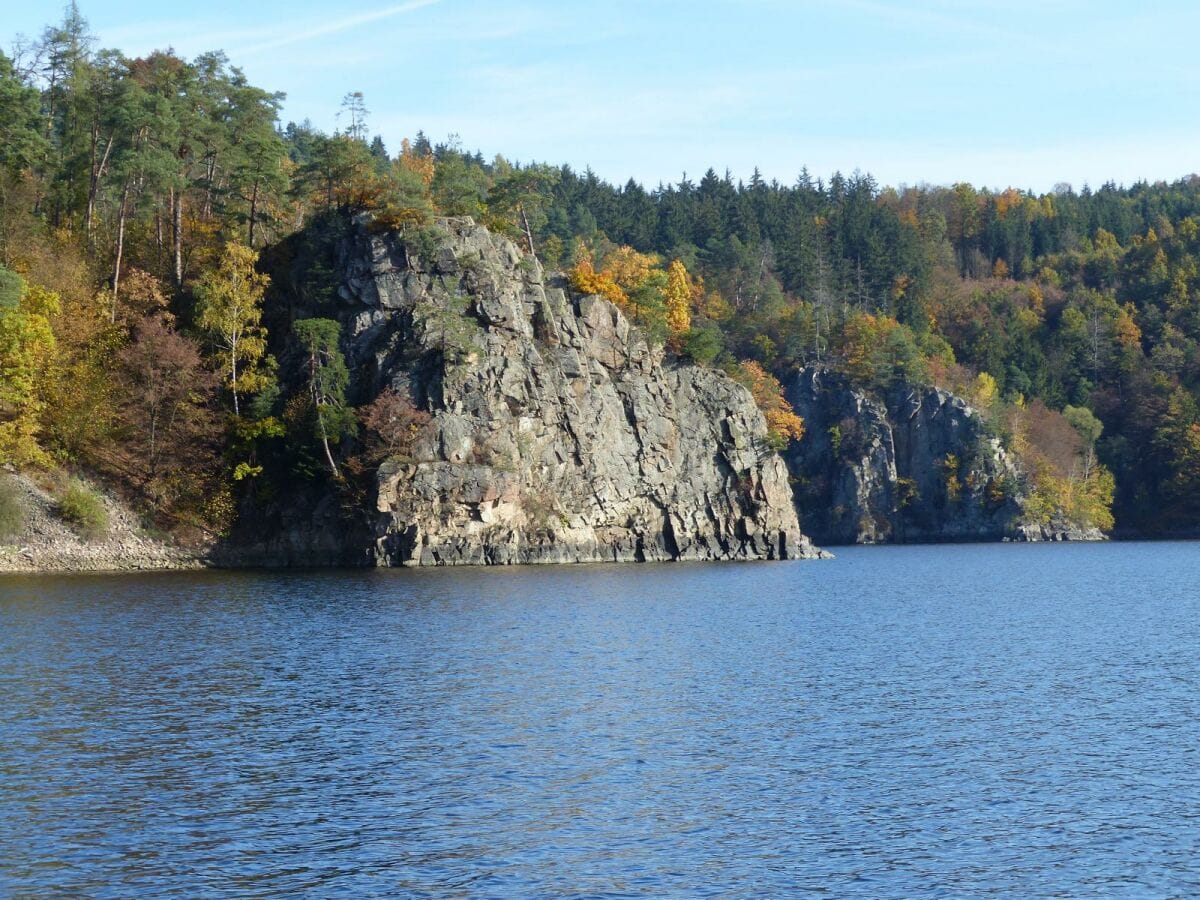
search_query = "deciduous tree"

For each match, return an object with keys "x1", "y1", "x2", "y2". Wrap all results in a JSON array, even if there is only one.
[
  {"x1": 0, "y1": 270, "x2": 59, "y2": 465},
  {"x1": 195, "y1": 242, "x2": 270, "y2": 415},
  {"x1": 735, "y1": 360, "x2": 805, "y2": 451},
  {"x1": 664, "y1": 259, "x2": 692, "y2": 335}
]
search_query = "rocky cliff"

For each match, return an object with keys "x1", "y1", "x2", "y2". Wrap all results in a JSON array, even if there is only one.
[
  {"x1": 230, "y1": 216, "x2": 822, "y2": 566},
  {"x1": 786, "y1": 367, "x2": 1104, "y2": 544}
]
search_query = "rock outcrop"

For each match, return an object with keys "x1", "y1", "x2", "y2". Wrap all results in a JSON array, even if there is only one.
[
  {"x1": 231, "y1": 216, "x2": 822, "y2": 566},
  {"x1": 786, "y1": 367, "x2": 1104, "y2": 544}
]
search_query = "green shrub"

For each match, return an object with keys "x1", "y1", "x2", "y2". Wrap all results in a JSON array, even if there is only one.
[
  {"x1": 0, "y1": 477, "x2": 24, "y2": 539},
  {"x1": 59, "y1": 478, "x2": 109, "y2": 540}
]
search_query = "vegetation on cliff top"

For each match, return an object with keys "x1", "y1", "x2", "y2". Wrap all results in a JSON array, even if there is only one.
[{"x1": 9, "y1": 4, "x2": 1200, "y2": 535}]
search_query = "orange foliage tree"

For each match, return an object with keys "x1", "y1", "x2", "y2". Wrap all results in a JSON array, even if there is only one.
[
  {"x1": 736, "y1": 360, "x2": 805, "y2": 451},
  {"x1": 398, "y1": 138, "x2": 435, "y2": 190},
  {"x1": 568, "y1": 246, "x2": 662, "y2": 311},
  {"x1": 568, "y1": 256, "x2": 628, "y2": 307}
]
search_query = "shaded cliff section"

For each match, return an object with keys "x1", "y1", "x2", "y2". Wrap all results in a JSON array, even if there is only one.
[
  {"x1": 221, "y1": 216, "x2": 823, "y2": 566},
  {"x1": 786, "y1": 367, "x2": 1103, "y2": 545}
]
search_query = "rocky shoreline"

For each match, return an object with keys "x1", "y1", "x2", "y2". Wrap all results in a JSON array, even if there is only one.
[
  {"x1": 0, "y1": 472, "x2": 205, "y2": 574},
  {"x1": 0, "y1": 467, "x2": 827, "y2": 575},
  {"x1": 0, "y1": 457, "x2": 1124, "y2": 577}
]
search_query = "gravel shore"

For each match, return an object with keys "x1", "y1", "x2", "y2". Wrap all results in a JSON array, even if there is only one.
[{"x1": 0, "y1": 471, "x2": 206, "y2": 573}]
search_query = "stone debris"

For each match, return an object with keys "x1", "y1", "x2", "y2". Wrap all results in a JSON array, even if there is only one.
[{"x1": 0, "y1": 472, "x2": 204, "y2": 573}]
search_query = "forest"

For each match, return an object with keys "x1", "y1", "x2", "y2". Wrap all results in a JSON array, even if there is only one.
[{"x1": 3, "y1": 4, "x2": 1200, "y2": 539}]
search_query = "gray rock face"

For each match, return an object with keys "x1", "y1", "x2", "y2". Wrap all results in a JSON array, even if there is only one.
[
  {"x1": 1012, "y1": 518, "x2": 1107, "y2": 543},
  {"x1": 786, "y1": 367, "x2": 1103, "y2": 544},
  {"x1": 244, "y1": 217, "x2": 820, "y2": 566}
]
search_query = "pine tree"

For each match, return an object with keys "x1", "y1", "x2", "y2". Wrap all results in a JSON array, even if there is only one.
[{"x1": 293, "y1": 318, "x2": 354, "y2": 477}]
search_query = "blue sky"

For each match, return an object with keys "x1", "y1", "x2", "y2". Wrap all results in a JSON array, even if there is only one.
[{"x1": 5, "y1": 0, "x2": 1199, "y2": 192}]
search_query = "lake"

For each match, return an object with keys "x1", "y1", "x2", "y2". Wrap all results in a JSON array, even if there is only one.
[{"x1": 2, "y1": 543, "x2": 1199, "y2": 897}]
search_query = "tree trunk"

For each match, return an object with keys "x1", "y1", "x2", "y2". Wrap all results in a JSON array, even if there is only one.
[
  {"x1": 172, "y1": 187, "x2": 184, "y2": 289},
  {"x1": 231, "y1": 346, "x2": 240, "y2": 416},
  {"x1": 248, "y1": 181, "x2": 259, "y2": 247},
  {"x1": 111, "y1": 180, "x2": 131, "y2": 320},
  {"x1": 519, "y1": 203, "x2": 537, "y2": 261},
  {"x1": 204, "y1": 155, "x2": 216, "y2": 219},
  {"x1": 319, "y1": 413, "x2": 338, "y2": 477},
  {"x1": 308, "y1": 353, "x2": 339, "y2": 478},
  {"x1": 0, "y1": 181, "x2": 11, "y2": 267},
  {"x1": 147, "y1": 405, "x2": 159, "y2": 487},
  {"x1": 85, "y1": 124, "x2": 106, "y2": 238},
  {"x1": 311, "y1": 381, "x2": 339, "y2": 478}
]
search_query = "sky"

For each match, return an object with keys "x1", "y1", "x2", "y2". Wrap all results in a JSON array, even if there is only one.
[{"x1": 4, "y1": 0, "x2": 1199, "y2": 193}]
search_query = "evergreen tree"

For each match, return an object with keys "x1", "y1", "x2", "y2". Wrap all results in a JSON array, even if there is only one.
[{"x1": 293, "y1": 318, "x2": 354, "y2": 477}]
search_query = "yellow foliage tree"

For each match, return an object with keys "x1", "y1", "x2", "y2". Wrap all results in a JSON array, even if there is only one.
[
  {"x1": 664, "y1": 259, "x2": 692, "y2": 335},
  {"x1": 30, "y1": 257, "x2": 126, "y2": 463},
  {"x1": 701, "y1": 288, "x2": 733, "y2": 322},
  {"x1": 605, "y1": 246, "x2": 658, "y2": 294},
  {"x1": 1115, "y1": 303, "x2": 1142, "y2": 349},
  {"x1": 196, "y1": 243, "x2": 271, "y2": 416},
  {"x1": 569, "y1": 246, "x2": 679, "y2": 342},
  {"x1": 971, "y1": 371, "x2": 998, "y2": 410},
  {"x1": 994, "y1": 187, "x2": 1023, "y2": 220},
  {"x1": 1027, "y1": 283, "x2": 1046, "y2": 317},
  {"x1": 568, "y1": 245, "x2": 664, "y2": 310},
  {"x1": 568, "y1": 258, "x2": 628, "y2": 307},
  {"x1": 840, "y1": 312, "x2": 898, "y2": 383},
  {"x1": 398, "y1": 138, "x2": 435, "y2": 190},
  {"x1": 0, "y1": 277, "x2": 60, "y2": 466}
]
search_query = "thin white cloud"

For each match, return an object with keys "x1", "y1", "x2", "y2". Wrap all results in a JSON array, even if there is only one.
[
  {"x1": 241, "y1": 0, "x2": 445, "y2": 53},
  {"x1": 91, "y1": 0, "x2": 445, "y2": 62}
]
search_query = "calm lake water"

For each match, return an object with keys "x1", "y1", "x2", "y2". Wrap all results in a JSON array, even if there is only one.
[{"x1": 2, "y1": 543, "x2": 1200, "y2": 897}]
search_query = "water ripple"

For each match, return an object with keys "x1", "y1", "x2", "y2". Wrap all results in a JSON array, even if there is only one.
[{"x1": 2, "y1": 543, "x2": 1200, "y2": 896}]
